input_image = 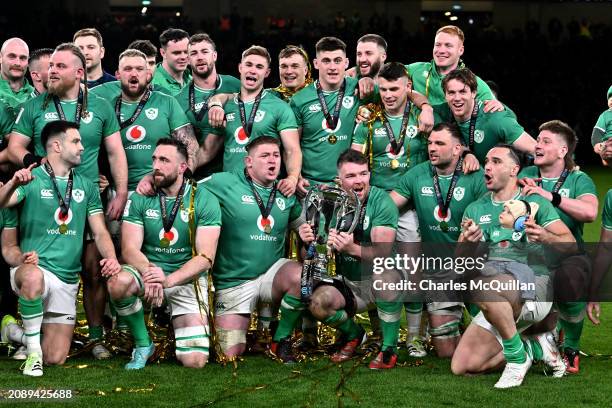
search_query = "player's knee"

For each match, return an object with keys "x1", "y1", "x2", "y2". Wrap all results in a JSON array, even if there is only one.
[
  {"x1": 450, "y1": 356, "x2": 467, "y2": 376},
  {"x1": 107, "y1": 272, "x2": 133, "y2": 300},
  {"x1": 17, "y1": 266, "x2": 43, "y2": 295},
  {"x1": 44, "y1": 351, "x2": 67, "y2": 366},
  {"x1": 216, "y1": 328, "x2": 247, "y2": 356},
  {"x1": 177, "y1": 353, "x2": 208, "y2": 368}
]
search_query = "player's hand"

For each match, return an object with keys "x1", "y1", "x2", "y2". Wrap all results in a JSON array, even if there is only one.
[
  {"x1": 461, "y1": 218, "x2": 482, "y2": 242},
  {"x1": 587, "y1": 301, "x2": 601, "y2": 325},
  {"x1": 22, "y1": 251, "x2": 38, "y2": 265},
  {"x1": 518, "y1": 177, "x2": 539, "y2": 188},
  {"x1": 521, "y1": 183, "x2": 553, "y2": 202},
  {"x1": 602, "y1": 139, "x2": 612, "y2": 163},
  {"x1": 11, "y1": 163, "x2": 36, "y2": 187},
  {"x1": 418, "y1": 104, "x2": 434, "y2": 133},
  {"x1": 524, "y1": 217, "x2": 548, "y2": 242},
  {"x1": 144, "y1": 282, "x2": 164, "y2": 307},
  {"x1": 345, "y1": 67, "x2": 357, "y2": 78},
  {"x1": 98, "y1": 174, "x2": 110, "y2": 193},
  {"x1": 208, "y1": 105, "x2": 226, "y2": 128},
  {"x1": 278, "y1": 176, "x2": 298, "y2": 197},
  {"x1": 100, "y1": 258, "x2": 121, "y2": 278},
  {"x1": 483, "y1": 99, "x2": 505, "y2": 113},
  {"x1": 328, "y1": 229, "x2": 354, "y2": 253},
  {"x1": 356, "y1": 105, "x2": 371, "y2": 124},
  {"x1": 106, "y1": 190, "x2": 127, "y2": 221},
  {"x1": 298, "y1": 223, "x2": 315, "y2": 245},
  {"x1": 136, "y1": 174, "x2": 156, "y2": 196},
  {"x1": 356, "y1": 77, "x2": 375, "y2": 99},
  {"x1": 143, "y1": 264, "x2": 166, "y2": 286},
  {"x1": 296, "y1": 177, "x2": 310, "y2": 199},
  {"x1": 462, "y1": 152, "x2": 480, "y2": 174}
]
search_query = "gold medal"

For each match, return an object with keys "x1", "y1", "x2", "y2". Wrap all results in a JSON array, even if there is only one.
[
  {"x1": 59, "y1": 223, "x2": 68, "y2": 234},
  {"x1": 390, "y1": 159, "x2": 399, "y2": 169},
  {"x1": 328, "y1": 134, "x2": 337, "y2": 144},
  {"x1": 160, "y1": 238, "x2": 170, "y2": 248},
  {"x1": 264, "y1": 225, "x2": 272, "y2": 234}
]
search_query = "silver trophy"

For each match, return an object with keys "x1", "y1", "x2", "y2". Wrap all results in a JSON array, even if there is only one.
[{"x1": 300, "y1": 185, "x2": 362, "y2": 302}]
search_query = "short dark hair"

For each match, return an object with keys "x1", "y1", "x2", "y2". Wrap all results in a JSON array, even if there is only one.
[
  {"x1": 442, "y1": 68, "x2": 478, "y2": 94},
  {"x1": 159, "y1": 28, "x2": 189, "y2": 48},
  {"x1": 539, "y1": 120, "x2": 577, "y2": 169},
  {"x1": 156, "y1": 138, "x2": 188, "y2": 161},
  {"x1": 315, "y1": 37, "x2": 346, "y2": 55},
  {"x1": 189, "y1": 33, "x2": 216, "y2": 50},
  {"x1": 357, "y1": 34, "x2": 387, "y2": 52},
  {"x1": 378, "y1": 62, "x2": 409, "y2": 82},
  {"x1": 246, "y1": 136, "x2": 281, "y2": 154},
  {"x1": 73, "y1": 28, "x2": 104, "y2": 46},
  {"x1": 29, "y1": 48, "x2": 54, "y2": 65},
  {"x1": 128, "y1": 40, "x2": 157, "y2": 58},
  {"x1": 41, "y1": 120, "x2": 79, "y2": 149},
  {"x1": 337, "y1": 149, "x2": 368, "y2": 169},
  {"x1": 241, "y1": 45, "x2": 271, "y2": 65},
  {"x1": 493, "y1": 143, "x2": 525, "y2": 170},
  {"x1": 278, "y1": 45, "x2": 308, "y2": 62},
  {"x1": 431, "y1": 122, "x2": 463, "y2": 145}
]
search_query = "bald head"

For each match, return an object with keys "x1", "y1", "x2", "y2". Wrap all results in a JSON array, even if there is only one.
[{"x1": 1, "y1": 38, "x2": 29, "y2": 83}]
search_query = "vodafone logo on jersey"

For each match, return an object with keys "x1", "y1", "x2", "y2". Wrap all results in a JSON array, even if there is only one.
[
  {"x1": 126, "y1": 125, "x2": 147, "y2": 143},
  {"x1": 158, "y1": 227, "x2": 179, "y2": 246},
  {"x1": 234, "y1": 126, "x2": 250, "y2": 145},
  {"x1": 433, "y1": 205, "x2": 452, "y2": 223},
  {"x1": 321, "y1": 118, "x2": 342, "y2": 133},
  {"x1": 256, "y1": 214, "x2": 275, "y2": 233},
  {"x1": 54, "y1": 207, "x2": 74, "y2": 226}
]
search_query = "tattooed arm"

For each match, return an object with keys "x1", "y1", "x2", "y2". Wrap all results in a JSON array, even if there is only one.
[{"x1": 172, "y1": 124, "x2": 199, "y2": 171}]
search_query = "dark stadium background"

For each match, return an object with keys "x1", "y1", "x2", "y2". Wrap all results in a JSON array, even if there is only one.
[{"x1": 1, "y1": 0, "x2": 610, "y2": 163}]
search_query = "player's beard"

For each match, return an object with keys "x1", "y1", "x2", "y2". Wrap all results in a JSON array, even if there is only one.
[
  {"x1": 47, "y1": 79, "x2": 72, "y2": 98},
  {"x1": 154, "y1": 171, "x2": 179, "y2": 189},
  {"x1": 359, "y1": 59, "x2": 382, "y2": 79},
  {"x1": 192, "y1": 62, "x2": 215, "y2": 80},
  {"x1": 121, "y1": 81, "x2": 148, "y2": 99}
]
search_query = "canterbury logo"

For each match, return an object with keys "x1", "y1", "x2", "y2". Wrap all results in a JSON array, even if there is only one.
[{"x1": 480, "y1": 214, "x2": 492, "y2": 223}]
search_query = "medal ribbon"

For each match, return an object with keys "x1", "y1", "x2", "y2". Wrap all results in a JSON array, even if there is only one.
[
  {"x1": 244, "y1": 169, "x2": 277, "y2": 225},
  {"x1": 537, "y1": 167, "x2": 570, "y2": 193},
  {"x1": 453, "y1": 102, "x2": 479, "y2": 152},
  {"x1": 158, "y1": 178, "x2": 187, "y2": 234},
  {"x1": 115, "y1": 88, "x2": 152, "y2": 130},
  {"x1": 383, "y1": 100, "x2": 412, "y2": 158},
  {"x1": 316, "y1": 79, "x2": 346, "y2": 131},
  {"x1": 430, "y1": 155, "x2": 464, "y2": 218},
  {"x1": 189, "y1": 75, "x2": 221, "y2": 122},
  {"x1": 53, "y1": 88, "x2": 84, "y2": 125},
  {"x1": 237, "y1": 89, "x2": 263, "y2": 137},
  {"x1": 45, "y1": 163, "x2": 73, "y2": 217}
]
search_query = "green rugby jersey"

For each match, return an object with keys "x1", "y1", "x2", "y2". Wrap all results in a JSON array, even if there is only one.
[
  {"x1": 200, "y1": 169, "x2": 302, "y2": 290},
  {"x1": 336, "y1": 186, "x2": 398, "y2": 282},
  {"x1": 221, "y1": 90, "x2": 297, "y2": 171},
  {"x1": 394, "y1": 162, "x2": 487, "y2": 243},
  {"x1": 593, "y1": 109, "x2": 612, "y2": 143},
  {"x1": 12, "y1": 92, "x2": 120, "y2": 183},
  {"x1": 0, "y1": 79, "x2": 34, "y2": 114},
  {"x1": 352, "y1": 107, "x2": 427, "y2": 191},
  {"x1": 0, "y1": 100, "x2": 15, "y2": 143},
  {"x1": 406, "y1": 60, "x2": 494, "y2": 106},
  {"x1": 290, "y1": 78, "x2": 373, "y2": 185},
  {"x1": 519, "y1": 166, "x2": 597, "y2": 244},
  {"x1": 462, "y1": 190, "x2": 560, "y2": 269},
  {"x1": 433, "y1": 100, "x2": 525, "y2": 163},
  {"x1": 151, "y1": 64, "x2": 191, "y2": 96},
  {"x1": 92, "y1": 88, "x2": 190, "y2": 190},
  {"x1": 122, "y1": 182, "x2": 221, "y2": 275},
  {"x1": 602, "y1": 189, "x2": 612, "y2": 231},
  {"x1": 15, "y1": 166, "x2": 103, "y2": 283},
  {"x1": 0, "y1": 207, "x2": 18, "y2": 229}
]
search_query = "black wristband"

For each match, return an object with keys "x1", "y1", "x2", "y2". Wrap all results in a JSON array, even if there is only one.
[
  {"x1": 461, "y1": 149, "x2": 471, "y2": 158},
  {"x1": 551, "y1": 192, "x2": 562, "y2": 207},
  {"x1": 22, "y1": 152, "x2": 42, "y2": 168}
]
